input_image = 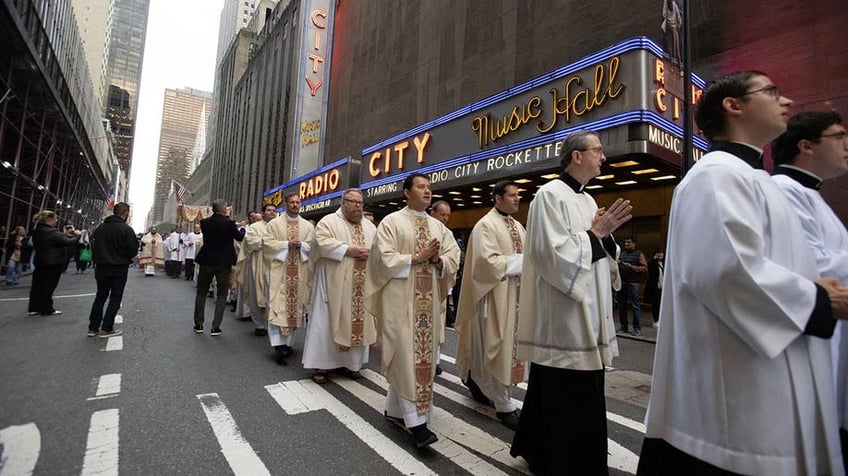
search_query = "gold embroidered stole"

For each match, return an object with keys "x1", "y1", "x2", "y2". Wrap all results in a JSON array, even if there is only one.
[
  {"x1": 413, "y1": 216, "x2": 435, "y2": 413},
  {"x1": 344, "y1": 222, "x2": 367, "y2": 350},
  {"x1": 506, "y1": 216, "x2": 525, "y2": 385},
  {"x1": 284, "y1": 220, "x2": 300, "y2": 327}
]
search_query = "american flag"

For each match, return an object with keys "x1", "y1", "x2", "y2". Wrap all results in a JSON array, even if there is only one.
[{"x1": 173, "y1": 181, "x2": 189, "y2": 203}]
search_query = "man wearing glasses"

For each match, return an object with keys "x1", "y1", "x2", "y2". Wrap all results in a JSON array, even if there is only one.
[
  {"x1": 510, "y1": 131, "x2": 632, "y2": 474},
  {"x1": 772, "y1": 111, "x2": 848, "y2": 473},
  {"x1": 639, "y1": 72, "x2": 848, "y2": 474},
  {"x1": 301, "y1": 189, "x2": 377, "y2": 384}
]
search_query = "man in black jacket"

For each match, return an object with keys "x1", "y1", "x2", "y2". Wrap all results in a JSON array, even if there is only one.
[
  {"x1": 88, "y1": 202, "x2": 138, "y2": 337},
  {"x1": 193, "y1": 199, "x2": 245, "y2": 335}
]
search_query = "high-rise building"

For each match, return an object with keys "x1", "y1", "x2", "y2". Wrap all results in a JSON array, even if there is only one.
[
  {"x1": 215, "y1": 0, "x2": 259, "y2": 73},
  {"x1": 103, "y1": 0, "x2": 150, "y2": 178},
  {"x1": 151, "y1": 88, "x2": 213, "y2": 225},
  {"x1": 71, "y1": 0, "x2": 112, "y2": 106}
]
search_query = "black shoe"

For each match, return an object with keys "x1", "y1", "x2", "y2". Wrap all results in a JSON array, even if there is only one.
[
  {"x1": 409, "y1": 424, "x2": 438, "y2": 449},
  {"x1": 207, "y1": 291, "x2": 214, "y2": 298},
  {"x1": 194, "y1": 324, "x2": 203, "y2": 334},
  {"x1": 210, "y1": 328, "x2": 222, "y2": 336},
  {"x1": 435, "y1": 365, "x2": 443, "y2": 376},
  {"x1": 496, "y1": 409, "x2": 521, "y2": 431},
  {"x1": 254, "y1": 328, "x2": 268, "y2": 336},
  {"x1": 463, "y1": 374, "x2": 492, "y2": 406},
  {"x1": 274, "y1": 347, "x2": 288, "y2": 366},
  {"x1": 279, "y1": 344, "x2": 293, "y2": 357}
]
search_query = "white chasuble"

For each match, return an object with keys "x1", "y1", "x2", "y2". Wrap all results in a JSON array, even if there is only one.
[
  {"x1": 264, "y1": 214, "x2": 314, "y2": 329},
  {"x1": 456, "y1": 208, "x2": 527, "y2": 386},
  {"x1": 645, "y1": 152, "x2": 842, "y2": 475},
  {"x1": 365, "y1": 207, "x2": 460, "y2": 413}
]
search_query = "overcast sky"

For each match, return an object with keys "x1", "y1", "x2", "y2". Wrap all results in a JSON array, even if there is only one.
[{"x1": 128, "y1": 0, "x2": 224, "y2": 231}]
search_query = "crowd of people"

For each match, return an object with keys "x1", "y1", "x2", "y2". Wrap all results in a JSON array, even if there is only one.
[{"x1": 4, "y1": 68, "x2": 848, "y2": 474}]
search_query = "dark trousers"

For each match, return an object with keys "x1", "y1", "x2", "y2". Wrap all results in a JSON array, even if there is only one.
[
  {"x1": 184, "y1": 259, "x2": 195, "y2": 280},
  {"x1": 195, "y1": 264, "x2": 231, "y2": 329},
  {"x1": 88, "y1": 264, "x2": 128, "y2": 332},
  {"x1": 637, "y1": 438, "x2": 742, "y2": 475},
  {"x1": 618, "y1": 282, "x2": 642, "y2": 331},
  {"x1": 28, "y1": 264, "x2": 64, "y2": 314}
]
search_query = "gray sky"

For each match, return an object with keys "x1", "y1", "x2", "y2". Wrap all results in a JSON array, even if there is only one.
[{"x1": 128, "y1": 0, "x2": 223, "y2": 231}]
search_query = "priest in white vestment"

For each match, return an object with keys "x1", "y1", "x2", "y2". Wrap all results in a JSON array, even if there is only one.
[
  {"x1": 263, "y1": 193, "x2": 314, "y2": 365},
  {"x1": 302, "y1": 189, "x2": 377, "y2": 383},
  {"x1": 639, "y1": 71, "x2": 848, "y2": 476},
  {"x1": 510, "y1": 131, "x2": 631, "y2": 475},
  {"x1": 772, "y1": 110, "x2": 848, "y2": 473},
  {"x1": 236, "y1": 209, "x2": 273, "y2": 334},
  {"x1": 455, "y1": 180, "x2": 526, "y2": 431},
  {"x1": 365, "y1": 173, "x2": 460, "y2": 449},
  {"x1": 139, "y1": 227, "x2": 164, "y2": 276},
  {"x1": 163, "y1": 229, "x2": 181, "y2": 278}
]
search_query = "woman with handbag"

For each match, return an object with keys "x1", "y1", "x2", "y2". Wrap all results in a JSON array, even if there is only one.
[{"x1": 75, "y1": 229, "x2": 92, "y2": 274}]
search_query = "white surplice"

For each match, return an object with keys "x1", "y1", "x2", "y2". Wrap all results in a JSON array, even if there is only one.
[
  {"x1": 773, "y1": 167, "x2": 848, "y2": 433},
  {"x1": 645, "y1": 151, "x2": 842, "y2": 475}
]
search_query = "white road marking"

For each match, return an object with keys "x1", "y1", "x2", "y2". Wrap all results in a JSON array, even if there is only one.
[
  {"x1": 439, "y1": 353, "x2": 528, "y2": 390},
  {"x1": 0, "y1": 423, "x2": 40, "y2": 476},
  {"x1": 104, "y1": 337, "x2": 122, "y2": 352},
  {"x1": 608, "y1": 438, "x2": 639, "y2": 474},
  {"x1": 266, "y1": 380, "x2": 434, "y2": 475},
  {"x1": 81, "y1": 409, "x2": 119, "y2": 476},
  {"x1": 95, "y1": 374, "x2": 121, "y2": 397},
  {"x1": 114, "y1": 315, "x2": 123, "y2": 324},
  {"x1": 196, "y1": 393, "x2": 271, "y2": 476},
  {"x1": 343, "y1": 369, "x2": 526, "y2": 475},
  {"x1": 0, "y1": 293, "x2": 96, "y2": 302}
]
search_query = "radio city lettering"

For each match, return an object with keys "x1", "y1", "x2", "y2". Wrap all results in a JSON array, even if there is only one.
[
  {"x1": 302, "y1": 199, "x2": 333, "y2": 213},
  {"x1": 305, "y1": 9, "x2": 328, "y2": 96},
  {"x1": 471, "y1": 57, "x2": 625, "y2": 148},
  {"x1": 652, "y1": 58, "x2": 702, "y2": 121},
  {"x1": 299, "y1": 167, "x2": 340, "y2": 199},
  {"x1": 648, "y1": 125, "x2": 704, "y2": 161},
  {"x1": 367, "y1": 132, "x2": 431, "y2": 178}
]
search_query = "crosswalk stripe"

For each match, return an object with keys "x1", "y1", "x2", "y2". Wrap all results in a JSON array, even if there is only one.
[
  {"x1": 439, "y1": 353, "x2": 528, "y2": 390},
  {"x1": 114, "y1": 315, "x2": 123, "y2": 325},
  {"x1": 0, "y1": 423, "x2": 40, "y2": 476},
  {"x1": 266, "y1": 380, "x2": 434, "y2": 475},
  {"x1": 196, "y1": 393, "x2": 271, "y2": 476},
  {"x1": 349, "y1": 369, "x2": 530, "y2": 475},
  {"x1": 81, "y1": 409, "x2": 119, "y2": 476},
  {"x1": 104, "y1": 336, "x2": 122, "y2": 352},
  {"x1": 95, "y1": 374, "x2": 121, "y2": 397}
]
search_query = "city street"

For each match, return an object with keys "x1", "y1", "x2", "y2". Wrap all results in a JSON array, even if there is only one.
[{"x1": 0, "y1": 268, "x2": 656, "y2": 475}]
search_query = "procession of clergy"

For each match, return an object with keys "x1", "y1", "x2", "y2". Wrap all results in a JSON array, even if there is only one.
[{"x1": 138, "y1": 69, "x2": 848, "y2": 474}]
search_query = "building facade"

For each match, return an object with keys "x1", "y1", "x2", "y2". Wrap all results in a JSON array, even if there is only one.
[{"x1": 150, "y1": 87, "x2": 212, "y2": 225}]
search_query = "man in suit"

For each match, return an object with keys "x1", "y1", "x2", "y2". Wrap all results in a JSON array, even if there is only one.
[{"x1": 193, "y1": 199, "x2": 245, "y2": 336}]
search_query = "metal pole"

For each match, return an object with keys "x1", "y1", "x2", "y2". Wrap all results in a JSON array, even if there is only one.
[{"x1": 682, "y1": 0, "x2": 694, "y2": 175}]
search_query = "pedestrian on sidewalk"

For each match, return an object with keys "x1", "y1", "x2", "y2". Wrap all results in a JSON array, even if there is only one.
[
  {"x1": 5, "y1": 226, "x2": 26, "y2": 285},
  {"x1": 87, "y1": 203, "x2": 138, "y2": 337},
  {"x1": 617, "y1": 237, "x2": 647, "y2": 336},
  {"x1": 27, "y1": 210, "x2": 81, "y2": 316},
  {"x1": 74, "y1": 229, "x2": 91, "y2": 274}
]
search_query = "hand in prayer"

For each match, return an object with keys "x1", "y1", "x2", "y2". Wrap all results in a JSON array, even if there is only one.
[
  {"x1": 418, "y1": 238, "x2": 441, "y2": 263},
  {"x1": 818, "y1": 277, "x2": 848, "y2": 319},
  {"x1": 591, "y1": 198, "x2": 632, "y2": 238},
  {"x1": 346, "y1": 245, "x2": 370, "y2": 260},
  {"x1": 289, "y1": 239, "x2": 301, "y2": 250}
]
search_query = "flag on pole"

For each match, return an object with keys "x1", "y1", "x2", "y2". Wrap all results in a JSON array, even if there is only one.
[{"x1": 173, "y1": 180, "x2": 190, "y2": 203}]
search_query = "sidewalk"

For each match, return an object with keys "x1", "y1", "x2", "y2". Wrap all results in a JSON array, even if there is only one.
[{"x1": 615, "y1": 312, "x2": 659, "y2": 344}]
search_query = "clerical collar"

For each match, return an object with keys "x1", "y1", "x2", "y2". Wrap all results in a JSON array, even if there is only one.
[
  {"x1": 709, "y1": 141, "x2": 764, "y2": 169},
  {"x1": 409, "y1": 208, "x2": 428, "y2": 217},
  {"x1": 773, "y1": 164, "x2": 823, "y2": 190},
  {"x1": 285, "y1": 214, "x2": 299, "y2": 221},
  {"x1": 494, "y1": 207, "x2": 510, "y2": 217},
  {"x1": 558, "y1": 172, "x2": 584, "y2": 193}
]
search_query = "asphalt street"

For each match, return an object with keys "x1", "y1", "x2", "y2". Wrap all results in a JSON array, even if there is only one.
[{"x1": 0, "y1": 267, "x2": 657, "y2": 475}]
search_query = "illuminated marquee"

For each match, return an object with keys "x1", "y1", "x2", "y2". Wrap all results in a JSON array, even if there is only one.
[
  {"x1": 367, "y1": 132, "x2": 431, "y2": 178},
  {"x1": 652, "y1": 58, "x2": 703, "y2": 121},
  {"x1": 471, "y1": 57, "x2": 625, "y2": 148}
]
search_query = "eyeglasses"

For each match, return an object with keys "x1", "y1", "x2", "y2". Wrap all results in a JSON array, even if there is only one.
[
  {"x1": 820, "y1": 131, "x2": 848, "y2": 142},
  {"x1": 738, "y1": 84, "x2": 780, "y2": 100},
  {"x1": 580, "y1": 146, "x2": 604, "y2": 154},
  {"x1": 343, "y1": 198, "x2": 364, "y2": 206}
]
